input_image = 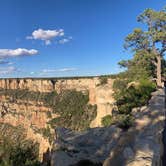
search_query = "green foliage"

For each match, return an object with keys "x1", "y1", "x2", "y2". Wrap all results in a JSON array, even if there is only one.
[
  {"x1": 34, "y1": 126, "x2": 54, "y2": 144},
  {"x1": 111, "y1": 7, "x2": 165, "y2": 129},
  {"x1": 0, "y1": 123, "x2": 40, "y2": 166},
  {"x1": 124, "y1": 7, "x2": 166, "y2": 86},
  {"x1": 46, "y1": 111, "x2": 52, "y2": 118},
  {"x1": 101, "y1": 114, "x2": 133, "y2": 129},
  {"x1": 101, "y1": 115, "x2": 113, "y2": 127},
  {"x1": 117, "y1": 115, "x2": 133, "y2": 130},
  {"x1": 98, "y1": 76, "x2": 108, "y2": 86},
  {"x1": 113, "y1": 78, "x2": 156, "y2": 114},
  {"x1": 0, "y1": 89, "x2": 97, "y2": 131},
  {"x1": 48, "y1": 90, "x2": 97, "y2": 131}
]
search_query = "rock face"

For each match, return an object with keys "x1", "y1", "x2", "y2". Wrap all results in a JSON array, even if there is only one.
[
  {"x1": 0, "y1": 77, "x2": 115, "y2": 161},
  {"x1": 0, "y1": 78, "x2": 115, "y2": 127},
  {"x1": 0, "y1": 95, "x2": 54, "y2": 159},
  {"x1": 51, "y1": 126, "x2": 122, "y2": 166},
  {"x1": 104, "y1": 89, "x2": 165, "y2": 166},
  {"x1": 52, "y1": 89, "x2": 165, "y2": 166}
]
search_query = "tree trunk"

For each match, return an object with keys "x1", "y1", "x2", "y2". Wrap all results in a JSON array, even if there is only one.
[{"x1": 156, "y1": 55, "x2": 162, "y2": 87}]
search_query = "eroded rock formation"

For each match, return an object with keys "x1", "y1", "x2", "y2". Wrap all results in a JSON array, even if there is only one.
[
  {"x1": 52, "y1": 89, "x2": 165, "y2": 166},
  {"x1": 0, "y1": 77, "x2": 115, "y2": 161},
  {"x1": 0, "y1": 77, "x2": 115, "y2": 127},
  {"x1": 0, "y1": 95, "x2": 54, "y2": 159}
]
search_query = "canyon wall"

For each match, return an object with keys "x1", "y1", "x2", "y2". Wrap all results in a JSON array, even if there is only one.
[
  {"x1": 0, "y1": 77, "x2": 115, "y2": 161},
  {"x1": 0, "y1": 95, "x2": 54, "y2": 160},
  {"x1": 0, "y1": 77, "x2": 115, "y2": 127}
]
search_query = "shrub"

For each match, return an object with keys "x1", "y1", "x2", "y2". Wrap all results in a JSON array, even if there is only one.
[
  {"x1": 98, "y1": 76, "x2": 108, "y2": 86},
  {"x1": 101, "y1": 115, "x2": 113, "y2": 127},
  {"x1": 0, "y1": 123, "x2": 40, "y2": 166},
  {"x1": 113, "y1": 79, "x2": 156, "y2": 114},
  {"x1": 118, "y1": 115, "x2": 133, "y2": 130},
  {"x1": 48, "y1": 90, "x2": 97, "y2": 131}
]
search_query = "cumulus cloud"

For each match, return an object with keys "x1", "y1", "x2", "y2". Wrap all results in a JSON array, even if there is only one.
[
  {"x1": 27, "y1": 29, "x2": 65, "y2": 45},
  {"x1": 0, "y1": 66, "x2": 17, "y2": 75},
  {"x1": 0, "y1": 48, "x2": 38, "y2": 58}
]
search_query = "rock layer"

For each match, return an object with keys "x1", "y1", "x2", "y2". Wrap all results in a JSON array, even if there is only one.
[
  {"x1": 0, "y1": 95, "x2": 54, "y2": 159},
  {"x1": 0, "y1": 77, "x2": 115, "y2": 161},
  {"x1": 0, "y1": 78, "x2": 115, "y2": 127}
]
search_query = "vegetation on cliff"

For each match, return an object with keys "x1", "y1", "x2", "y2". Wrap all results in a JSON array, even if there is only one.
[
  {"x1": 48, "y1": 90, "x2": 97, "y2": 131},
  {"x1": 115, "y1": 7, "x2": 165, "y2": 113},
  {"x1": 114, "y1": 6, "x2": 166, "y2": 113},
  {"x1": 0, "y1": 123, "x2": 40, "y2": 166},
  {"x1": 102, "y1": 6, "x2": 166, "y2": 128},
  {"x1": 124, "y1": 7, "x2": 166, "y2": 87},
  {"x1": 0, "y1": 89, "x2": 97, "y2": 131}
]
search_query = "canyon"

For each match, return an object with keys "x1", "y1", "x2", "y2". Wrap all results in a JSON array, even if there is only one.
[
  {"x1": 0, "y1": 77, "x2": 165, "y2": 166},
  {"x1": 0, "y1": 77, "x2": 115, "y2": 161}
]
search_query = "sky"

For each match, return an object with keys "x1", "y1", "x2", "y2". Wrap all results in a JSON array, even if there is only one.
[{"x1": 0, "y1": 0, "x2": 165, "y2": 78}]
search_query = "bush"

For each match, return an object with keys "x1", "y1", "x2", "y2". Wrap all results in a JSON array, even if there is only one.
[
  {"x1": 48, "y1": 90, "x2": 97, "y2": 131},
  {"x1": 101, "y1": 115, "x2": 113, "y2": 127},
  {"x1": 118, "y1": 115, "x2": 133, "y2": 130},
  {"x1": 98, "y1": 76, "x2": 108, "y2": 86},
  {"x1": 113, "y1": 79, "x2": 156, "y2": 114},
  {"x1": 34, "y1": 126, "x2": 54, "y2": 144},
  {"x1": 0, "y1": 123, "x2": 40, "y2": 166}
]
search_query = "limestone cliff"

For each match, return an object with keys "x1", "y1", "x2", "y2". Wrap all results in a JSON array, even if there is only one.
[
  {"x1": 0, "y1": 77, "x2": 115, "y2": 162},
  {"x1": 0, "y1": 77, "x2": 115, "y2": 127},
  {"x1": 0, "y1": 94, "x2": 54, "y2": 159}
]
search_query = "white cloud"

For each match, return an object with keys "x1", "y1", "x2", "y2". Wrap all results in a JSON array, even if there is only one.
[
  {"x1": 0, "y1": 48, "x2": 38, "y2": 58},
  {"x1": 8, "y1": 62, "x2": 14, "y2": 65},
  {"x1": 30, "y1": 71, "x2": 35, "y2": 75},
  {"x1": 0, "y1": 60, "x2": 10, "y2": 65},
  {"x1": 45, "y1": 40, "x2": 51, "y2": 45},
  {"x1": 59, "y1": 38, "x2": 69, "y2": 44},
  {"x1": 0, "y1": 60, "x2": 14, "y2": 65},
  {"x1": 0, "y1": 66, "x2": 17, "y2": 75},
  {"x1": 59, "y1": 37, "x2": 72, "y2": 44},
  {"x1": 27, "y1": 28, "x2": 65, "y2": 45},
  {"x1": 41, "y1": 68, "x2": 77, "y2": 74}
]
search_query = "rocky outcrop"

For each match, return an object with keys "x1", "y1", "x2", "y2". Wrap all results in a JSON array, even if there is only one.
[
  {"x1": 0, "y1": 79, "x2": 55, "y2": 92},
  {"x1": 51, "y1": 89, "x2": 165, "y2": 166},
  {"x1": 51, "y1": 126, "x2": 122, "y2": 166},
  {"x1": 103, "y1": 89, "x2": 165, "y2": 166}
]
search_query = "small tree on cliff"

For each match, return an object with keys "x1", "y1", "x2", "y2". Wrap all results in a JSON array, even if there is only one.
[{"x1": 124, "y1": 7, "x2": 166, "y2": 87}]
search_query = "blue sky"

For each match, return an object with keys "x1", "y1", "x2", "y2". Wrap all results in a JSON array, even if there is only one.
[{"x1": 0, "y1": 0, "x2": 165, "y2": 78}]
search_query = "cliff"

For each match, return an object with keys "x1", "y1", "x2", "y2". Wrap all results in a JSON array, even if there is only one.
[
  {"x1": 0, "y1": 77, "x2": 165, "y2": 165},
  {"x1": 0, "y1": 77, "x2": 115, "y2": 127},
  {"x1": 52, "y1": 89, "x2": 165, "y2": 166},
  {"x1": 0, "y1": 77, "x2": 115, "y2": 161}
]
